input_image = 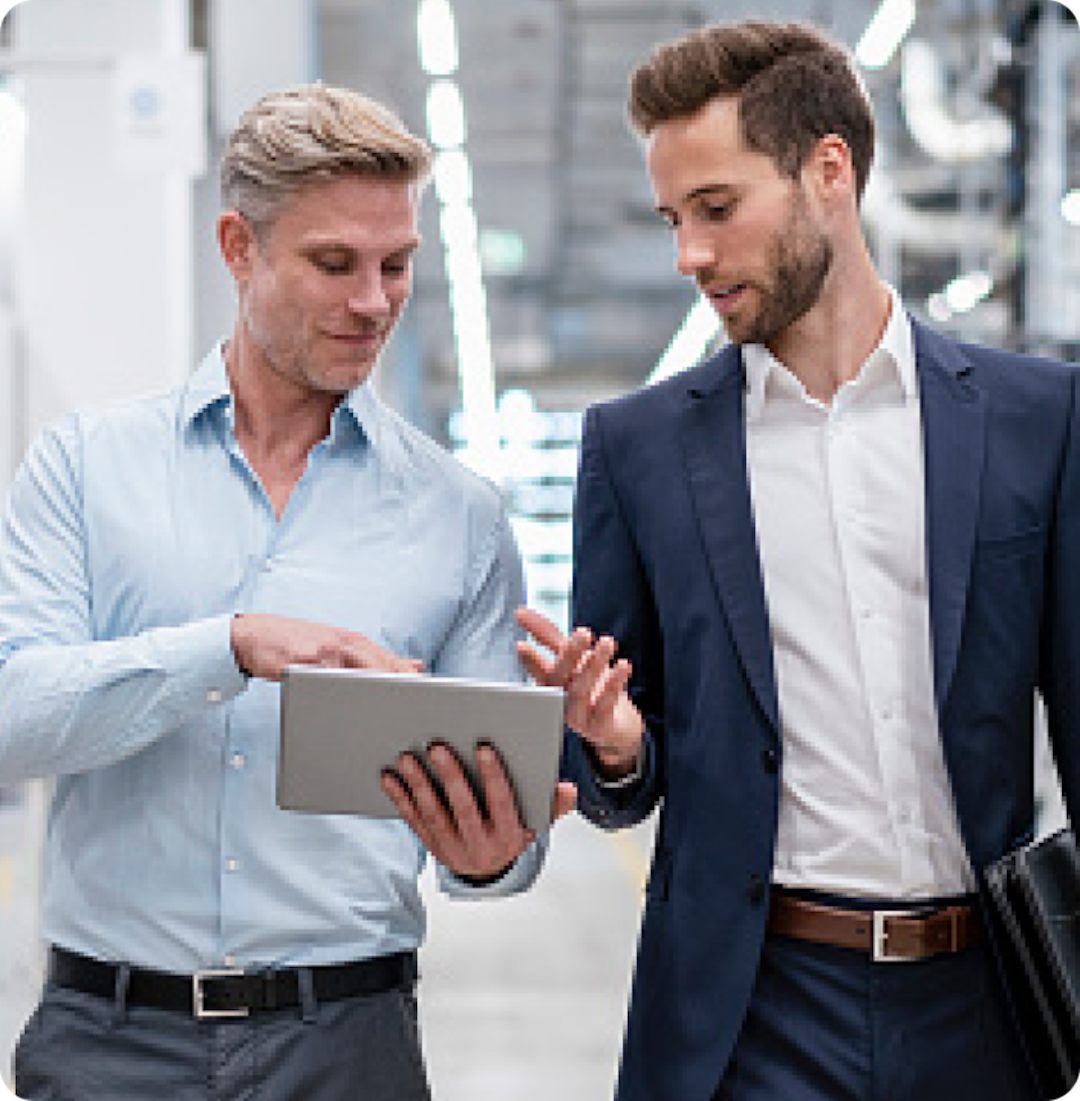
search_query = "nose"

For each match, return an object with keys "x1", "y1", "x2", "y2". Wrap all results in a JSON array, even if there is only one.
[
  {"x1": 346, "y1": 270, "x2": 392, "y2": 317},
  {"x1": 675, "y1": 224, "x2": 714, "y2": 279}
]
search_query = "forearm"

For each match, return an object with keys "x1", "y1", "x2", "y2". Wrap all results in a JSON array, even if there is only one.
[{"x1": 0, "y1": 614, "x2": 246, "y2": 782}]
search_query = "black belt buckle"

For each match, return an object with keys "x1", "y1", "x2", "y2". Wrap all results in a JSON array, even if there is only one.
[{"x1": 192, "y1": 968, "x2": 248, "y2": 1019}]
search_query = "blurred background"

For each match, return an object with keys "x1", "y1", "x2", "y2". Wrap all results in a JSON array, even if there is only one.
[{"x1": 0, "y1": 0, "x2": 1076, "y2": 1095}]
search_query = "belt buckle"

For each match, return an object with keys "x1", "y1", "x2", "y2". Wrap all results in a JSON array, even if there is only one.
[
  {"x1": 872, "y1": 910, "x2": 915, "y2": 963},
  {"x1": 192, "y1": 968, "x2": 248, "y2": 1019}
]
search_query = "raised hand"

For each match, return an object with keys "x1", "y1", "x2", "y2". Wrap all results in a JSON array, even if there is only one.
[{"x1": 515, "y1": 607, "x2": 644, "y2": 781}]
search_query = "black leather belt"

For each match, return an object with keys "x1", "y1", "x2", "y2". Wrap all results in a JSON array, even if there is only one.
[{"x1": 48, "y1": 946, "x2": 417, "y2": 1019}]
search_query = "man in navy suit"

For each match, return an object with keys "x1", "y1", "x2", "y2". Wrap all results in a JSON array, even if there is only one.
[{"x1": 518, "y1": 19, "x2": 1078, "y2": 1101}]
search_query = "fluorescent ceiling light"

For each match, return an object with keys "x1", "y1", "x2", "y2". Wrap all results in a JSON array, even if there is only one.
[
  {"x1": 648, "y1": 296, "x2": 722, "y2": 385},
  {"x1": 1062, "y1": 190, "x2": 1080, "y2": 226},
  {"x1": 433, "y1": 148, "x2": 472, "y2": 206},
  {"x1": 425, "y1": 80, "x2": 466, "y2": 149},
  {"x1": 479, "y1": 228, "x2": 526, "y2": 276},
  {"x1": 417, "y1": 0, "x2": 459, "y2": 76},
  {"x1": 439, "y1": 201, "x2": 479, "y2": 252},
  {"x1": 944, "y1": 271, "x2": 993, "y2": 314},
  {"x1": 856, "y1": 0, "x2": 916, "y2": 70}
]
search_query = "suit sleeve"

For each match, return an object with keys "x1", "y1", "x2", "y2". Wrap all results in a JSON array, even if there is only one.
[
  {"x1": 1041, "y1": 364, "x2": 1080, "y2": 820},
  {"x1": 566, "y1": 404, "x2": 665, "y2": 829}
]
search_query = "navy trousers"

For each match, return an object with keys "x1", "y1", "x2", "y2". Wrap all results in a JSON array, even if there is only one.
[{"x1": 715, "y1": 922, "x2": 1039, "y2": 1101}]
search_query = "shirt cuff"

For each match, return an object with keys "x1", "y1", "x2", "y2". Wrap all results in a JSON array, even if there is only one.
[
  {"x1": 438, "y1": 835, "x2": 547, "y2": 898},
  {"x1": 145, "y1": 613, "x2": 249, "y2": 706}
]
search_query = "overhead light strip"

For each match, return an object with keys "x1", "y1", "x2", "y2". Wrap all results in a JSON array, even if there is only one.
[
  {"x1": 647, "y1": 296, "x2": 722, "y2": 385},
  {"x1": 416, "y1": 0, "x2": 500, "y2": 479},
  {"x1": 856, "y1": 0, "x2": 917, "y2": 70}
]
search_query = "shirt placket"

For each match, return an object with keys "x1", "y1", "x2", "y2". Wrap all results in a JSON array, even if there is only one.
[{"x1": 825, "y1": 392, "x2": 912, "y2": 888}]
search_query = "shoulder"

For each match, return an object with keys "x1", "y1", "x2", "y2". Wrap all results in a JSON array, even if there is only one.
[
  {"x1": 27, "y1": 386, "x2": 182, "y2": 471},
  {"x1": 584, "y1": 344, "x2": 740, "y2": 439},
  {"x1": 916, "y1": 323, "x2": 1078, "y2": 401},
  {"x1": 368, "y1": 397, "x2": 504, "y2": 519}
]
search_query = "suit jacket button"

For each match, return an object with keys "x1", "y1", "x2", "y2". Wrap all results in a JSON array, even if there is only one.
[
  {"x1": 747, "y1": 874, "x2": 766, "y2": 905},
  {"x1": 761, "y1": 748, "x2": 778, "y2": 774}
]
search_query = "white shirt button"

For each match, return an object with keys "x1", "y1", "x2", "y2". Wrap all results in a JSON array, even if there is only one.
[
  {"x1": 232, "y1": 753, "x2": 246, "y2": 770},
  {"x1": 224, "y1": 954, "x2": 236, "y2": 967},
  {"x1": 226, "y1": 859, "x2": 239, "y2": 873},
  {"x1": 206, "y1": 688, "x2": 223, "y2": 704}
]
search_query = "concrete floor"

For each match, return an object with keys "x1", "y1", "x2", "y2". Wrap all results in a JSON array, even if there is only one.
[{"x1": 0, "y1": 785, "x2": 652, "y2": 1101}]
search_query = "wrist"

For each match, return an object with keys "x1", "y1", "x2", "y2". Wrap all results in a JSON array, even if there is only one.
[
  {"x1": 230, "y1": 613, "x2": 254, "y2": 679},
  {"x1": 589, "y1": 739, "x2": 645, "y2": 788},
  {"x1": 456, "y1": 859, "x2": 515, "y2": 887}
]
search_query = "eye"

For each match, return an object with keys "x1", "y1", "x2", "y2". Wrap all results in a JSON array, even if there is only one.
[
  {"x1": 702, "y1": 201, "x2": 735, "y2": 222},
  {"x1": 310, "y1": 253, "x2": 353, "y2": 275},
  {"x1": 382, "y1": 257, "x2": 412, "y2": 277}
]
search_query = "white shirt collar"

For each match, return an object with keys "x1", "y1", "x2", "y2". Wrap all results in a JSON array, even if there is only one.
[{"x1": 743, "y1": 284, "x2": 915, "y2": 422}]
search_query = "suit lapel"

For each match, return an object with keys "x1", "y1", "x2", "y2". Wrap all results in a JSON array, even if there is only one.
[
  {"x1": 679, "y1": 347, "x2": 780, "y2": 734},
  {"x1": 915, "y1": 323, "x2": 987, "y2": 710}
]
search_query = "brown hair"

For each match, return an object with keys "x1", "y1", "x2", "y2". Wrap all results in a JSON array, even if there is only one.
[
  {"x1": 221, "y1": 83, "x2": 432, "y2": 232},
  {"x1": 628, "y1": 21, "x2": 875, "y2": 202}
]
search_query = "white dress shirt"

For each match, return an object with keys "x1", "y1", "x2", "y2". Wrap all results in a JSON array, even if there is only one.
[{"x1": 743, "y1": 290, "x2": 975, "y2": 900}]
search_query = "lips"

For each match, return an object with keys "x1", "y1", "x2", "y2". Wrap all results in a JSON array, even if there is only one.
[
  {"x1": 326, "y1": 329, "x2": 383, "y2": 345},
  {"x1": 705, "y1": 284, "x2": 747, "y2": 312}
]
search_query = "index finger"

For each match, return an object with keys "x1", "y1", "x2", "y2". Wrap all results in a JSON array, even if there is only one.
[{"x1": 515, "y1": 607, "x2": 566, "y2": 652}]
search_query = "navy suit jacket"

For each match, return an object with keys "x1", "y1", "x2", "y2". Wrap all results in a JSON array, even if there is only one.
[{"x1": 564, "y1": 322, "x2": 1080, "y2": 1101}]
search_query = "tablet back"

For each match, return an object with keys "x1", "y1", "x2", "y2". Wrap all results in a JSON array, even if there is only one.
[{"x1": 278, "y1": 666, "x2": 565, "y2": 833}]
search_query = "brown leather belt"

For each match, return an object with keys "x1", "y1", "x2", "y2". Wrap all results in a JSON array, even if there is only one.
[{"x1": 767, "y1": 892, "x2": 981, "y2": 962}]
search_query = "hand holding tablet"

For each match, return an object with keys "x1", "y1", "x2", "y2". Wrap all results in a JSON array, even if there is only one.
[{"x1": 277, "y1": 666, "x2": 570, "y2": 834}]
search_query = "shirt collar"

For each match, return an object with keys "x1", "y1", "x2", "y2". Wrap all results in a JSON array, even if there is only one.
[
  {"x1": 179, "y1": 342, "x2": 232, "y2": 429},
  {"x1": 179, "y1": 341, "x2": 373, "y2": 448},
  {"x1": 743, "y1": 284, "x2": 915, "y2": 422}
]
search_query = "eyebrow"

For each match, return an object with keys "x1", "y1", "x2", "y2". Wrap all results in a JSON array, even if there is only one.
[{"x1": 301, "y1": 237, "x2": 422, "y2": 258}]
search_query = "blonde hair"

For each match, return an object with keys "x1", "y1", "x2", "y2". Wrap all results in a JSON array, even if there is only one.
[{"x1": 220, "y1": 83, "x2": 432, "y2": 230}]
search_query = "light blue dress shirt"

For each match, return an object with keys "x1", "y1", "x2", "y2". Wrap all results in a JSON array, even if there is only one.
[{"x1": 0, "y1": 345, "x2": 544, "y2": 972}]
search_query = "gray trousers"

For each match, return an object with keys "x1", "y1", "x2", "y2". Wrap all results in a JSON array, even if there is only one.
[{"x1": 13, "y1": 977, "x2": 432, "y2": 1101}]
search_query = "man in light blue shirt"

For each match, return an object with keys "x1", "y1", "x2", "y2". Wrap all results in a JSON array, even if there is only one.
[{"x1": 0, "y1": 83, "x2": 571, "y2": 1101}]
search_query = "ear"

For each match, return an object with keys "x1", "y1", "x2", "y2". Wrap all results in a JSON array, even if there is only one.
[
  {"x1": 806, "y1": 134, "x2": 855, "y2": 206},
  {"x1": 217, "y1": 211, "x2": 258, "y2": 279}
]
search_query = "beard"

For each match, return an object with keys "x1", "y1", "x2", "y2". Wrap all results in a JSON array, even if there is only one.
[{"x1": 723, "y1": 190, "x2": 833, "y2": 347}]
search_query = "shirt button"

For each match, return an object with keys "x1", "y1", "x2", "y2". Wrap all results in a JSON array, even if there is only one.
[
  {"x1": 232, "y1": 753, "x2": 246, "y2": 771},
  {"x1": 206, "y1": 688, "x2": 223, "y2": 704},
  {"x1": 226, "y1": 859, "x2": 239, "y2": 873},
  {"x1": 224, "y1": 955, "x2": 236, "y2": 968},
  {"x1": 747, "y1": 874, "x2": 767, "y2": 906},
  {"x1": 761, "y1": 749, "x2": 779, "y2": 775}
]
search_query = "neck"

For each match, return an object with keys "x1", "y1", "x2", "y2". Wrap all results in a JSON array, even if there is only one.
[
  {"x1": 766, "y1": 241, "x2": 892, "y2": 405},
  {"x1": 224, "y1": 329, "x2": 341, "y2": 465}
]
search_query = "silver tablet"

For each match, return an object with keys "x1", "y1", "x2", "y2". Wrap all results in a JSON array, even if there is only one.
[{"x1": 277, "y1": 665, "x2": 565, "y2": 832}]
